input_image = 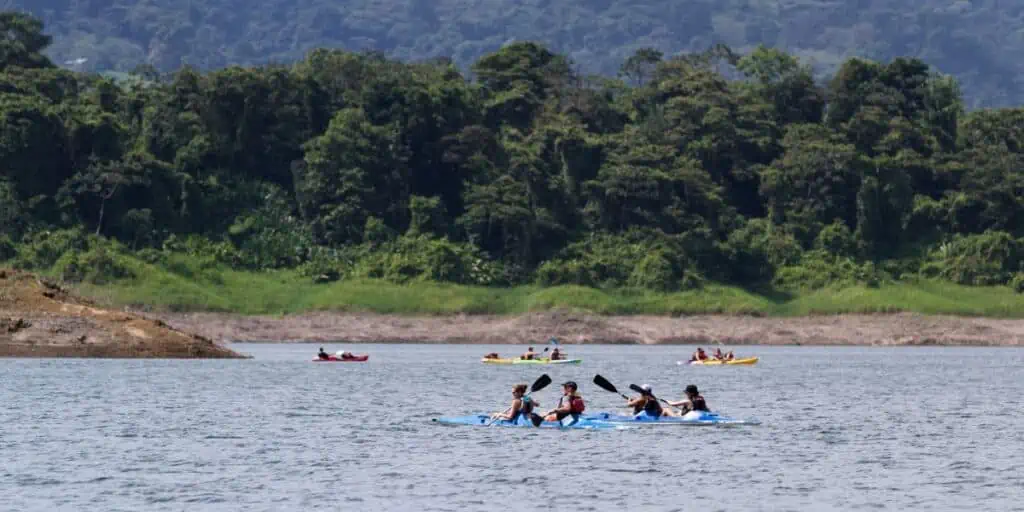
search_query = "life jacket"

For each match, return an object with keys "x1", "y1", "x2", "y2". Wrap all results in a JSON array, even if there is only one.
[
  {"x1": 568, "y1": 393, "x2": 585, "y2": 413},
  {"x1": 644, "y1": 397, "x2": 662, "y2": 417},
  {"x1": 690, "y1": 395, "x2": 709, "y2": 412},
  {"x1": 520, "y1": 396, "x2": 535, "y2": 415}
]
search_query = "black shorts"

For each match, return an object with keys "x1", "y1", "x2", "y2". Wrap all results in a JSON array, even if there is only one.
[{"x1": 554, "y1": 411, "x2": 579, "y2": 421}]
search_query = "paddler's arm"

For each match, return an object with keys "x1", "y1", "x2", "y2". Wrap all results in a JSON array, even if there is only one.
[
  {"x1": 492, "y1": 399, "x2": 521, "y2": 420},
  {"x1": 504, "y1": 400, "x2": 522, "y2": 420},
  {"x1": 542, "y1": 399, "x2": 565, "y2": 417}
]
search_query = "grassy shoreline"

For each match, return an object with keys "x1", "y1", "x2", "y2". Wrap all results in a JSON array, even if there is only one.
[{"x1": 65, "y1": 261, "x2": 1024, "y2": 317}]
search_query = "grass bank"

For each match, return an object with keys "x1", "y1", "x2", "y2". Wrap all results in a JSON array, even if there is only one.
[{"x1": 63, "y1": 255, "x2": 1024, "y2": 317}]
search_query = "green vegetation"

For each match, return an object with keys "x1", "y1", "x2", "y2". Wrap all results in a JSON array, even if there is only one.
[
  {"x1": 71, "y1": 252, "x2": 1024, "y2": 317},
  {"x1": 3, "y1": 13, "x2": 1024, "y2": 317},
  {"x1": 15, "y1": 0, "x2": 1024, "y2": 108}
]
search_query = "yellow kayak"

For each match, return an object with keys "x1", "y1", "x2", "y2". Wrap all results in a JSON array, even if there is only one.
[
  {"x1": 482, "y1": 358, "x2": 582, "y2": 365},
  {"x1": 683, "y1": 357, "x2": 759, "y2": 366}
]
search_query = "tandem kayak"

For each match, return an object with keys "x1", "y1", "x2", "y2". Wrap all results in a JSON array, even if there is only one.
[
  {"x1": 313, "y1": 355, "x2": 369, "y2": 362},
  {"x1": 682, "y1": 357, "x2": 759, "y2": 366},
  {"x1": 432, "y1": 414, "x2": 627, "y2": 430},
  {"x1": 583, "y1": 410, "x2": 761, "y2": 426},
  {"x1": 481, "y1": 358, "x2": 582, "y2": 365}
]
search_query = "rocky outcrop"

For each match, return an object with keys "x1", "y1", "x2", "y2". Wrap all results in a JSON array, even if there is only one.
[{"x1": 0, "y1": 269, "x2": 245, "y2": 358}]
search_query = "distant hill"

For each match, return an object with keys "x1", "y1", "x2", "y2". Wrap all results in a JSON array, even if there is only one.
[{"x1": 11, "y1": 0, "x2": 1024, "y2": 107}]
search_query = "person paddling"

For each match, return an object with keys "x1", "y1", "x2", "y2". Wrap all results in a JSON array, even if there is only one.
[
  {"x1": 712, "y1": 348, "x2": 725, "y2": 360},
  {"x1": 667, "y1": 384, "x2": 710, "y2": 414},
  {"x1": 317, "y1": 347, "x2": 330, "y2": 360},
  {"x1": 543, "y1": 381, "x2": 586, "y2": 422},
  {"x1": 490, "y1": 383, "x2": 539, "y2": 423},
  {"x1": 691, "y1": 347, "x2": 708, "y2": 362},
  {"x1": 520, "y1": 346, "x2": 537, "y2": 360},
  {"x1": 626, "y1": 384, "x2": 664, "y2": 417},
  {"x1": 550, "y1": 347, "x2": 562, "y2": 360}
]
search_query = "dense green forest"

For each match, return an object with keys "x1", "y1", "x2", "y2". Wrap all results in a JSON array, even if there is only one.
[
  {"x1": 2, "y1": 12, "x2": 1024, "y2": 305},
  {"x1": 12, "y1": 0, "x2": 1024, "y2": 108}
]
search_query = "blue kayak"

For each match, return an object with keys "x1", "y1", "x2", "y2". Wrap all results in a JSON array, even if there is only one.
[
  {"x1": 582, "y1": 410, "x2": 761, "y2": 426},
  {"x1": 432, "y1": 414, "x2": 630, "y2": 430}
]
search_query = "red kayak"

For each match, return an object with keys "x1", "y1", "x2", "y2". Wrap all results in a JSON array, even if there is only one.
[{"x1": 312, "y1": 355, "x2": 369, "y2": 362}]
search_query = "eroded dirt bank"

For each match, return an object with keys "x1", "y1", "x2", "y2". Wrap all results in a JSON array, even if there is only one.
[
  {"x1": 147, "y1": 310, "x2": 1024, "y2": 346},
  {"x1": 0, "y1": 270, "x2": 245, "y2": 358}
]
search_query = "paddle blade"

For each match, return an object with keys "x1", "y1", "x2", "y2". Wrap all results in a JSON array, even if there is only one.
[
  {"x1": 593, "y1": 374, "x2": 619, "y2": 394},
  {"x1": 531, "y1": 374, "x2": 552, "y2": 393},
  {"x1": 529, "y1": 413, "x2": 544, "y2": 427},
  {"x1": 628, "y1": 384, "x2": 649, "y2": 396}
]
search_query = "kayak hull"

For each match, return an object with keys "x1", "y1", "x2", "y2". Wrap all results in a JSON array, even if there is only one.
[
  {"x1": 313, "y1": 355, "x2": 369, "y2": 362},
  {"x1": 683, "y1": 357, "x2": 759, "y2": 366},
  {"x1": 582, "y1": 410, "x2": 760, "y2": 426},
  {"x1": 481, "y1": 358, "x2": 582, "y2": 365},
  {"x1": 432, "y1": 414, "x2": 626, "y2": 430}
]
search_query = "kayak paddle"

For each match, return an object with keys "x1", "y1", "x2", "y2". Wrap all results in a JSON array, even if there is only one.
[
  {"x1": 629, "y1": 383, "x2": 685, "y2": 413},
  {"x1": 593, "y1": 374, "x2": 631, "y2": 400},
  {"x1": 488, "y1": 373, "x2": 552, "y2": 426}
]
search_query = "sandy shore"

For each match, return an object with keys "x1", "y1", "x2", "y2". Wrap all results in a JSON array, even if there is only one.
[
  {"x1": 146, "y1": 310, "x2": 1024, "y2": 346},
  {"x1": 0, "y1": 270, "x2": 244, "y2": 358}
]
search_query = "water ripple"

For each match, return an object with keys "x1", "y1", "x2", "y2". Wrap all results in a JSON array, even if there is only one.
[{"x1": 1, "y1": 344, "x2": 1022, "y2": 511}]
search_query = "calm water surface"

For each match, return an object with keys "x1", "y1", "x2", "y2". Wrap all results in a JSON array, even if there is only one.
[{"x1": 2, "y1": 344, "x2": 1023, "y2": 511}]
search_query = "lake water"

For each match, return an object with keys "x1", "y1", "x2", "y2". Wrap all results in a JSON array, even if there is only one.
[{"x1": 2, "y1": 344, "x2": 1023, "y2": 511}]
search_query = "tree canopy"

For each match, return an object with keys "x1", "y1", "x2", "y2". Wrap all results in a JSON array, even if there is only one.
[
  {"x1": 2, "y1": 13, "x2": 1024, "y2": 293},
  {"x1": 10, "y1": 0, "x2": 1024, "y2": 108}
]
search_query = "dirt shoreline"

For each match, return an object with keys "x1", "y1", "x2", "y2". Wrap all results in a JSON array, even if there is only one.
[
  {"x1": 145, "y1": 310, "x2": 1024, "y2": 346},
  {"x1": 1, "y1": 269, "x2": 245, "y2": 358}
]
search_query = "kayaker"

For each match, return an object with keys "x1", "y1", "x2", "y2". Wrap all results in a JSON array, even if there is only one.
[
  {"x1": 317, "y1": 347, "x2": 330, "y2": 360},
  {"x1": 483, "y1": 352, "x2": 500, "y2": 360},
  {"x1": 667, "y1": 384, "x2": 710, "y2": 413},
  {"x1": 712, "y1": 348, "x2": 724, "y2": 360},
  {"x1": 550, "y1": 347, "x2": 562, "y2": 360},
  {"x1": 336, "y1": 350, "x2": 355, "y2": 360},
  {"x1": 626, "y1": 384, "x2": 663, "y2": 417},
  {"x1": 543, "y1": 381, "x2": 586, "y2": 422},
  {"x1": 490, "y1": 383, "x2": 538, "y2": 422},
  {"x1": 691, "y1": 347, "x2": 708, "y2": 361},
  {"x1": 724, "y1": 351, "x2": 735, "y2": 361},
  {"x1": 521, "y1": 346, "x2": 537, "y2": 360}
]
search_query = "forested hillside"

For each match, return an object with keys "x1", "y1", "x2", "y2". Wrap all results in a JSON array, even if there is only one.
[
  {"x1": 2, "y1": 12, "x2": 1024, "y2": 302},
  {"x1": 10, "y1": 0, "x2": 1024, "y2": 108}
]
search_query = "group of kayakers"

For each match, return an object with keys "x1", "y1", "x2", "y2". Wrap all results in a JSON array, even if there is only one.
[
  {"x1": 482, "y1": 338, "x2": 568, "y2": 361},
  {"x1": 491, "y1": 379, "x2": 708, "y2": 424},
  {"x1": 316, "y1": 347, "x2": 359, "y2": 361},
  {"x1": 627, "y1": 384, "x2": 708, "y2": 416},
  {"x1": 490, "y1": 380, "x2": 586, "y2": 423},
  {"x1": 519, "y1": 345, "x2": 566, "y2": 361},
  {"x1": 689, "y1": 347, "x2": 736, "y2": 362}
]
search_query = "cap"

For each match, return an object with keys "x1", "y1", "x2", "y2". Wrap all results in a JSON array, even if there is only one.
[
  {"x1": 562, "y1": 381, "x2": 578, "y2": 390},
  {"x1": 685, "y1": 384, "x2": 699, "y2": 394},
  {"x1": 640, "y1": 384, "x2": 652, "y2": 392}
]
